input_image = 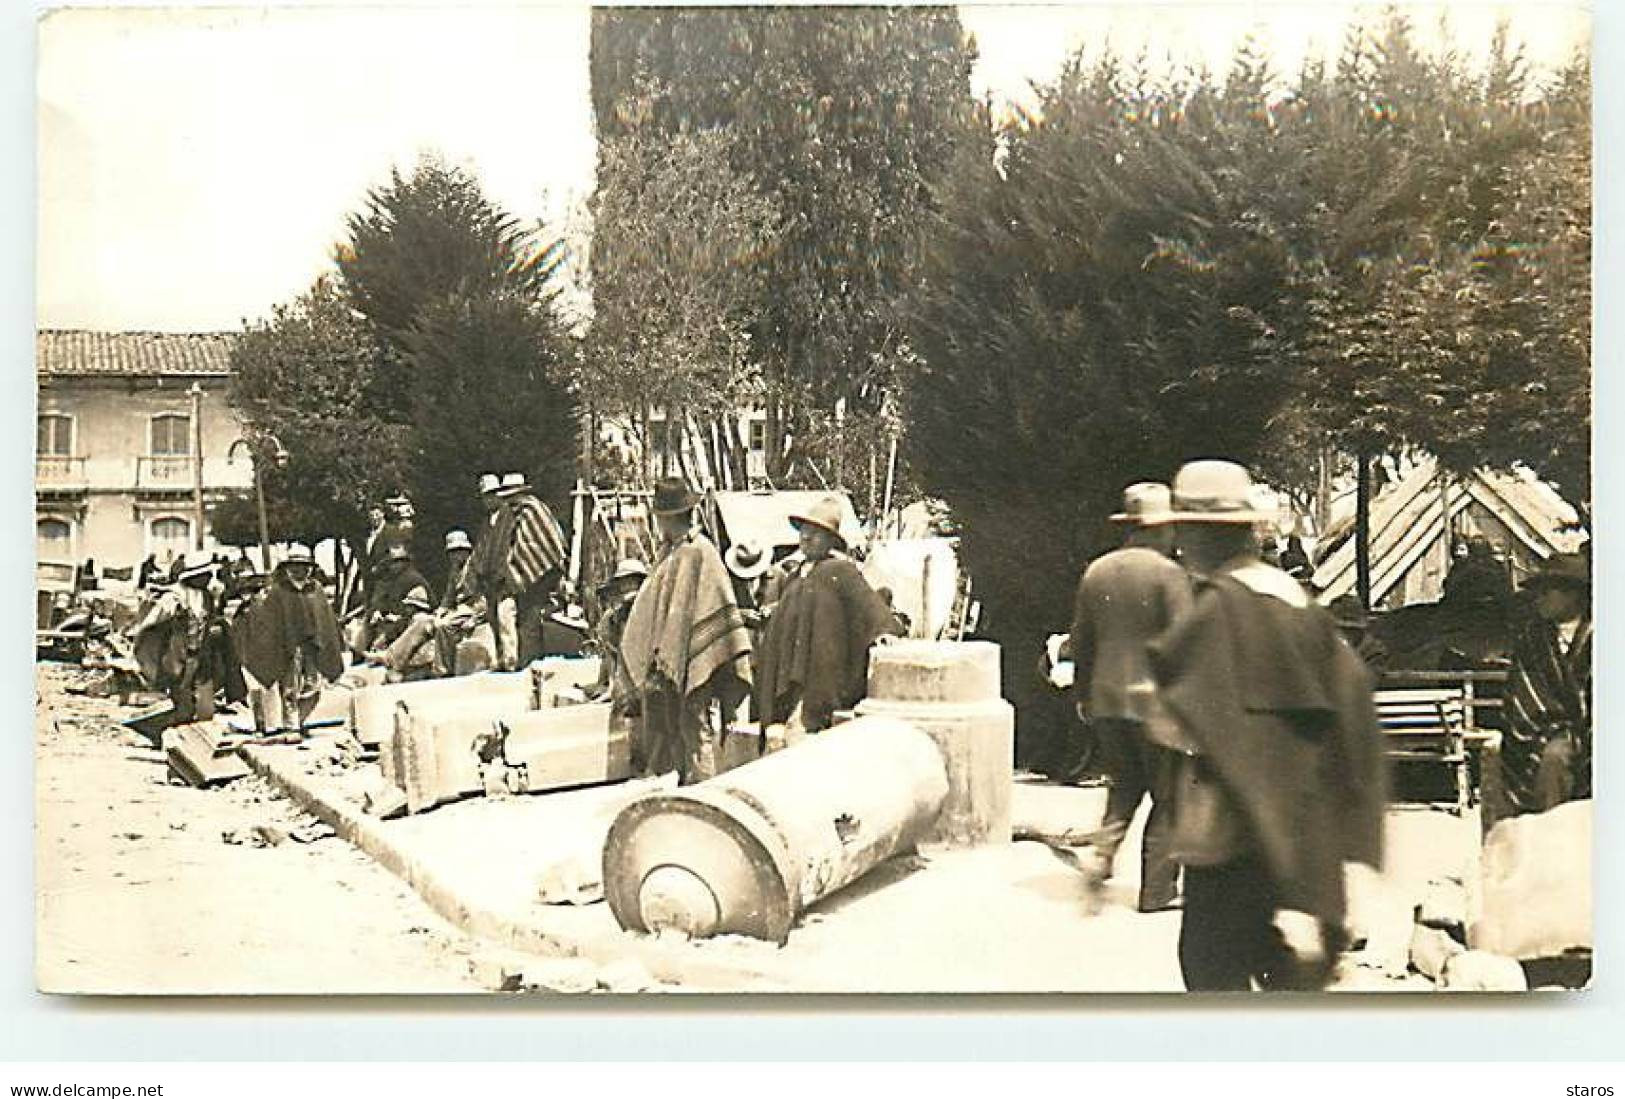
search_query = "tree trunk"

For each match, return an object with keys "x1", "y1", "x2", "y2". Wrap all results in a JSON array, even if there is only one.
[{"x1": 1356, "y1": 451, "x2": 1373, "y2": 611}]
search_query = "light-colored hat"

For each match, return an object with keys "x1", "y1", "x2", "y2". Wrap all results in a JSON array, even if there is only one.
[
  {"x1": 598, "y1": 558, "x2": 650, "y2": 593},
  {"x1": 284, "y1": 543, "x2": 315, "y2": 564},
  {"x1": 176, "y1": 549, "x2": 215, "y2": 581},
  {"x1": 1109, "y1": 482, "x2": 1174, "y2": 525},
  {"x1": 1166, "y1": 460, "x2": 1276, "y2": 524},
  {"x1": 724, "y1": 540, "x2": 773, "y2": 580},
  {"x1": 478, "y1": 473, "x2": 501, "y2": 496},
  {"x1": 497, "y1": 472, "x2": 529, "y2": 497},
  {"x1": 385, "y1": 543, "x2": 412, "y2": 561},
  {"x1": 384, "y1": 494, "x2": 411, "y2": 508},
  {"x1": 789, "y1": 496, "x2": 848, "y2": 548},
  {"x1": 444, "y1": 529, "x2": 473, "y2": 553},
  {"x1": 402, "y1": 586, "x2": 433, "y2": 611}
]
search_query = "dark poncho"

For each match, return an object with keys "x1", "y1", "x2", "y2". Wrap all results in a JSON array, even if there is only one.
[
  {"x1": 754, "y1": 556, "x2": 896, "y2": 732},
  {"x1": 235, "y1": 576, "x2": 345, "y2": 687},
  {"x1": 1149, "y1": 573, "x2": 1386, "y2": 924}
]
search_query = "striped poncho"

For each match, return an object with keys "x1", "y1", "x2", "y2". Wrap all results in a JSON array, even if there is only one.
[{"x1": 477, "y1": 492, "x2": 568, "y2": 597}]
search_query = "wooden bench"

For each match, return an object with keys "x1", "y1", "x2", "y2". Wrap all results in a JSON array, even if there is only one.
[{"x1": 1376, "y1": 686, "x2": 1473, "y2": 813}]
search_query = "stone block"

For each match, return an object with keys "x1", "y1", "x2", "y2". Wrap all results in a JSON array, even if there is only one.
[
  {"x1": 1409, "y1": 924, "x2": 1466, "y2": 983},
  {"x1": 1470, "y1": 800, "x2": 1591, "y2": 959}
]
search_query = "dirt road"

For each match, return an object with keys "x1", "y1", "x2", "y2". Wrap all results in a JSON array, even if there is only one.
[{"x1": 34, "y1": 664, "x2": 484, "y2": 994}]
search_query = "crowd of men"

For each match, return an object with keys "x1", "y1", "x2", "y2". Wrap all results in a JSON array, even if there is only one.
[{"x1": 77, "y1": 455, "x2": 1592, "y2": 994}]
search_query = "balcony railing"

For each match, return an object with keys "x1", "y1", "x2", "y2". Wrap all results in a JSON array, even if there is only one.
[
  {"x1": 136, "y1": 454, "x2": 198, "y2": 492},
  {"x1": 35, "y1": 455, "x2": 87, "y2": 490}
]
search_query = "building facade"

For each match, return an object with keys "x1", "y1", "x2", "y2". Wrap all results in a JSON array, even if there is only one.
[{"x1": 35, "y1": 330, "x2": 253, "y2": 573}]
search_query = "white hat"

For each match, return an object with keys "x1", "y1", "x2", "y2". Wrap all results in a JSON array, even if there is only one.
[
  {"x1": 444, "y1": 529, "x2": 473, "y2": 552},
  {"x1": 402, "y1": 586, "x2": 433, "y2": 611},
  {"x1": 284, "y1": 543, "x2": 314, "y2": 564},
  {"x1": 724, "y1": 540, "x2": 773, "y2": 580},
  {"x1": 497, "y1": 472, "x2": 529, "y2": 496},
  {"x1": 478, "y1": 473, "x2": 501, "y2": 496}
]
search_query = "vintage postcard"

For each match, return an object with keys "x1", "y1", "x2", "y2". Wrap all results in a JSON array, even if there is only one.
[{"x1": 34, "y1": 2, "x2": 1591, "y2": 994}]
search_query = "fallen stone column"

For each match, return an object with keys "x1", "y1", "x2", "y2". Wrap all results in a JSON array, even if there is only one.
[
  {"x1": 856, "y1": 640, "x2": 1014, "y2": 847},
  {"x1": 602, "y1": 715, "x2": 948, "y2": 943}
]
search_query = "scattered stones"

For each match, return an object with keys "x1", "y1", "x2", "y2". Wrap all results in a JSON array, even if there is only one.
[
  {"x1": 468, "y1": 955, "x2": 524, "y2": 992},
  {"x1": 1440, "y1": 950, "x2": 1529, "y2": 992},
  {"x1": 520, "y1": 957, "x2": 598, "y2": 994},
  {"x1": 1409, "y1": 924, "x2": 1466, "y2": 982},
  {"x1": 596, "y1": 959, "x2": 656, "y2": 993},
  {"x1": 1417, "y1": 877, "x2": 1469, "y2": 942}
]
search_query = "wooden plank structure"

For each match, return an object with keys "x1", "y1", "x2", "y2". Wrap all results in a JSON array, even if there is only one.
[{"x1": 1376, "y1": 669, "x2": 1506, "y2": 814}]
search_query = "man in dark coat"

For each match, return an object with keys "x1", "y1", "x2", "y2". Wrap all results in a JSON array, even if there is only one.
[
  {"x1": 235, "y1": 543, "x2": 345, "y2": 732},
  {"x1": 130, "y1": 549, "x2": 245, "y2": 724},
  {"x1": 1151, "y1": 460, "x2": 1386, "y2": 992},
  {"x1": 1497, "y1": 552, "x2": 1591, "y2": 820},
  {"x1": 363, "y1": 543, "x2": 432, "y2": 654},
  {"x1": 754, "y1": 495, "x2": 899, "y2": 734},
  {"x1": 1069, "y1": 482, "x2": 1192, "y2": 913}
]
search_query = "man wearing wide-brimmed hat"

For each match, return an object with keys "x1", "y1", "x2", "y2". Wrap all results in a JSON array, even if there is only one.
[
  {"x1": 1149, "y1": 460, "x2": 1385, "y2": 992},
  {"x1": 130, "y1": 549, "x2": 244, "y2": 726},
  {"x1": 470, "y1": 471, "x2": 569, "y2": 671},
  {"x1": 1067, "y1": 481, "x2": 1191, "y2": 915},
  {"x1": 234, "y1": 543, "x2": 344, "y2": 732},
  {"x1": 1497, "y1": 550, "x2": 1592, "y2": 819},
  {"x1": 619, "y1": 477, "x2": 753, "y2": 782},
  {"x1": 590, "y1": 558, "x2": 651, "y2": 709},
  {"x1": 361, "y1": 542, "x2": 432, "y2": 656},
  {"x1": 754, "y1": 494, "x2": 898, "y2": 736}
]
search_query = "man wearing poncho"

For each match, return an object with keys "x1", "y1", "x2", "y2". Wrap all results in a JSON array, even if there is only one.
[
  {"x1": 754, "y1": 495, "x2": 899, "y2": 735},
  {"x1": 619, "y1": 478, "x2": 753, "y2": 783},
  {"x1": 470, "y1": 471, "x2": 569, "y2": 672},
  {"x1": 234, "y1": 544, "x2": 344, "y2": 733}
]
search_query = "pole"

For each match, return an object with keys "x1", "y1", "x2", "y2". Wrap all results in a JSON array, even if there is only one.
[
  {"x1": 1355, "y1": 451, "x2": 1373, "y2": 611},
  {"x1": 189, "y1": 383, "x2": 205, "y2": 549},
  {"x1": 881, "y1": 435, "x2": 900, "y2": 540},
  {"x1": 254, "y1": 458, "x2": 271, "y2": 572}
]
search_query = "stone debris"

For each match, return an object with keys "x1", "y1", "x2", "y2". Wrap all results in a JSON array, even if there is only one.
[
  {"x1": 1416, "y1": 877, "x2": 1469, "y2": 942},
  {"x1": 1440, "y1": 950, "x2": 1529, "y2": 992},
  {"x1": 1408, "y1": 924, "x2": 1466, "y2": 983},
  {"x1": 520, "y1": 958, "x2": 599, "y2": 994}
]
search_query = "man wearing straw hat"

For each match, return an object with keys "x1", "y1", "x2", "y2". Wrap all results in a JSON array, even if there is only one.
[
  {"x1": 472, "y1": 471, "x2": 569, "y2": 672},
  {"x1": 1067, "y1": 482, "x2": 1191, "y2": 915},
  {"x1": 754, "y1": 495, "x2": 898, "y2": 736},
  {"x1": 1149, "y1": 460, "x2": 1385, "y2": 992}
]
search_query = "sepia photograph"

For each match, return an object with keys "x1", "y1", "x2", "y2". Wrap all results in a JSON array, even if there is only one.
[{"x1": 33, "y1": 0, "x2": 1592, "y2": 996}]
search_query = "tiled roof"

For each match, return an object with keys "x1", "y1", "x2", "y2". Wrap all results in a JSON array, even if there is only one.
[{"x1": 37, "y1": 329, "x2": 236, "y2": 377}]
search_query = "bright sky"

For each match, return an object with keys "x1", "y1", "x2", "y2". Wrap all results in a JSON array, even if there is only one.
[{"x1": 36, "y1": 2, "x2": 1590, "y2": 333}]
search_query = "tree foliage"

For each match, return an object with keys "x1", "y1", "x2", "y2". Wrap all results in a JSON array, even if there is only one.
[
  {"x1": 588, "y1": 7, "x2": 980, "y2": 480},
  {"x1": 904, "y1": 18, "x2": 1590, "y2": 761},
  {"x1": 228, "y1": 276, "x2": 410, "y2": 550}
]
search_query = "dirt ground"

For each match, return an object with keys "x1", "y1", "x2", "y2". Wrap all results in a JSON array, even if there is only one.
[{"x1": 33, "y1": 663, "x2": 485, "y2": 995}]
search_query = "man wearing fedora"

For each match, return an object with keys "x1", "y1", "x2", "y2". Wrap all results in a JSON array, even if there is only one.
[
  {"x1": 754, "y1": 494, "x2": 898, "y2": 735},
  {"x1": 619, "y1": 478, "x2": 753, "y2": 782},
  {"x1": 1149, "y1": 460, "x2": 1385, "y2": 992},
  {"x1": 1068, "y1": 482, "x2": 1191, "y2": 914},
  {"x1": 1497, "y1": 550, "x2": 1592, "y2": 819},
  {"x1": 471, "y1": 471, "x2": 569, "y2": 672}
]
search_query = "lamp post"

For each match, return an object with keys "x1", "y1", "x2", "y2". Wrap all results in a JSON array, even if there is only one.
[{"x1": 229, "y1": 431, "x2": 288, "y2": 571}]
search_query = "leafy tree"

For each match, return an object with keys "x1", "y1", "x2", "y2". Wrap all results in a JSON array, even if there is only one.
[
  {"x1": 228, "y1": 276, "x2": 410, "y2": 555},
  {"x1": 589, "y1": 7, "x2": 980, "y2": 482},
  {"x1": 404, "y1": 286, "x2": 580, "y2": 580},
  {"x1": 583, "y1": 124, "x2": 778, "y2": 487},
  {"x1": 335, "y1": 156, "x2": 561, "y2": 425}
]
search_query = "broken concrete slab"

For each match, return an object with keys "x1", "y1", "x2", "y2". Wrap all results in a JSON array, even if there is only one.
[{"x1": 163, "y1": 722, "x2": 250, "y2": 788}]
